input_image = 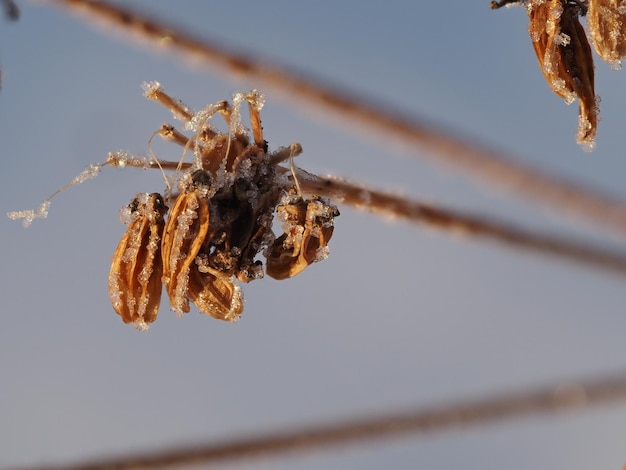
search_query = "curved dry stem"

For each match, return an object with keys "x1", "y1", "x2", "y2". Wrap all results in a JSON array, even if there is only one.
[
  {"x1": 45, "y1": 0, "x2": 626, "y2": 239},
  {"x1": 11, "y1": 371, "x2": 626, "y2": 470}
]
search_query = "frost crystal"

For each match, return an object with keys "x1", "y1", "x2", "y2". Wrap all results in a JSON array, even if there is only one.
[
  {"x1": 133, "y1": 319, "x2": 150, "y2": 332},
  {"x1": 141, "y1": 80, "x2": 161, "y2": 96},
  {"x1": 554, "y1": 32, "x2": 570, "y2": 46},
  {"x1": 184, "y1": 103, "x2": 220, "y2": 132},
  {"x1": 7, "y1": 160, "x2": 110, "y2": 227},
  {"x1": 7, "y1": 200, "x2": 51, "y2": 228}
]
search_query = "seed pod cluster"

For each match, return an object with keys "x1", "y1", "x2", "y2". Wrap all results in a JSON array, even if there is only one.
[
  {"x1": 109, "y1": 86, "x2": 339, "y2": 330},
  {"x1": 491, "y1": 0, "x2": 626, "y2": 150}
]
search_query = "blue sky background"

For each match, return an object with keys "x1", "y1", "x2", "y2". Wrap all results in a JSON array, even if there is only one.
[{"x1": 2, "y1": 1, "x2": 626, "y2": 469}]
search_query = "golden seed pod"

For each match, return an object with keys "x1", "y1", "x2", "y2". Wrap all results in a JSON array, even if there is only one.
[
  {"x1": 161, "y1": 170, "x2": 211, "y2": 315},
  {"x1": 587, "y1": 0, "x2": 626, "y2": 68},
  {"x1": 188, "y1": 262, "x2": 243, "y2": 322},
  {"x1": 527, "y1": 0, "x2": 599, "y2": 149},
  {"x1": 109, "y1": 193, "x2": 168, "y2": 330},
  {"x1": 266, "y1": 198, "x2": 339, "y2": 281}
]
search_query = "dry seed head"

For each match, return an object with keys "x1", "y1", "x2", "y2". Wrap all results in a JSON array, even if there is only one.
[
  {"x1": 587, "y1": 0, "x2": 626, "y2": 68},
  {"x1": 11, "y1": 82, "x2": 339, "y2": 329},
  {"x1": 109, "y1": 193, "x2": 168, "y2": 331},
  {"x1": 527, "y1": 0, "x2": 599, "y2": 150},
  {"x1": 148, "y1": 84, "x2": 338, "y2": 314}
]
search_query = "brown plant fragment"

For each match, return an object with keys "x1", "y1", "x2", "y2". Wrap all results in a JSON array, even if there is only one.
[
  {"x1": 527, "y1": 0, "x2": 598, "y2": 150},
  {"x1": 160, "y1": 169, "x2": 246, "y2": 321},
  {"x1": 587, "y1": 0, "x2": 626, "y2": 68},
  {"x1": 109, "y1": 193, "x2": 168, "y2": 330},
  {"x1": 266, "y1": 197, "x2": 340, "y2": 280},
  {"x1": 205, "y1": 146, "x2": 282, "y2": 284},
  {"x1": 491, "y1": 0, "x2": 599, "y2": 149},
  {"x1": 188, "y1": 259, "x2": 243, "y2": 322}
]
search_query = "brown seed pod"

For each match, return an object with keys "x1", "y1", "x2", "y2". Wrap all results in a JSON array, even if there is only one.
[
  {"x1": 527, "y1": 0, "x2": 599, "y2": 149},
  {"x1": 161, "y1": 168, "x2": 245, "y2": 320},
  {"x1": 587, "y1": 0, "x2": 626, "y2": 68},
  {"x1": 109, "y1": 193, "x2": 168, "y2": 330},
  {"x1": 188, "y1": 258, "x2": 243, "y2": 322},
  {"x1": 266, "y1": 197, "x2": 340, "y2": 281},
  {"x1": 161, "y1": 170, "x2": 211, "y2": 314}
]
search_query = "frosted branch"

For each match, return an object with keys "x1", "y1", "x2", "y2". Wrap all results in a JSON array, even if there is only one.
[{"x1": 46, "y1": 0, "x2": 626, "y2": 239}]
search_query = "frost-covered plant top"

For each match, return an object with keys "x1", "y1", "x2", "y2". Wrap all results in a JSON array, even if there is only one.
[
  {"x1": 491, "y1": 0, "x2": 626, "y2": 151},
  {"x1": 8, "y1": 83, "x2": 339, "y2": 330},
  {"x1": 491, "y1": 0, "x2": 599, "y2": 150}
]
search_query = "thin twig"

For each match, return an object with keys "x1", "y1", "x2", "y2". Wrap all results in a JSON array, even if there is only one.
[
  {"x1": 45, "y1": 0, "x2": 626, "y2": 239},
  {"x1": 295, "y1": 169, "x2": 626, "y2": 277},
  {"x1": 10, "y1": 371, "x2": 626, "y2": 470},
  {"x1": 32, "y1": 150, "x2": 626, "y2": 278}
]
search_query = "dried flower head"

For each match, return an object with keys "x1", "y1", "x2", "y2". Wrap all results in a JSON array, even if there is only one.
[
  {"x1": 147, "y1": 84, "x2": 340, "y2": 325},
  {"x1": 146, "y1": 83, "x2": 339, "y2": 326},
  {"x1": 492, "y1": 0, "x2": 599, "y2": 150},
  {"x1": 8, "y1": 82, "x2": 340, "y2": 330},
  {"x1": 109, "y1": 193, "x2": 168, "y2": 331},
  {"x1": 587, "y1": 0, "x2": 626, "y2": 69},
  {"x1": 530, "y1": 0, "x2": 598, "y2": 150}
]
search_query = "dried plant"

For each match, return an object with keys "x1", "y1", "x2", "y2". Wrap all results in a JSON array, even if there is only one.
[
  {"x1": 5, "y1": 1, "x2": 626, "y2": 469},
  {"x1": 10, "y1": 82, "x2": 342, "y2": 329},
  {"x1": 492, "y1": 0, "x2": 599, "y2": 150},
  {"x1": 109, "y1": 192, "x2": 167, "y2": 328}
]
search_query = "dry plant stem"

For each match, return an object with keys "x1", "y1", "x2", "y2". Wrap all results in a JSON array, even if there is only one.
[
  {"x1": 295, "y1": 169, "x2": 626, "y2": 277},
  {"x1": 11, "y1": 372, "x2": 626, "y2": 470},
  {"x1": 45, "y1": 0, "x2": 626, "y2": 239}
]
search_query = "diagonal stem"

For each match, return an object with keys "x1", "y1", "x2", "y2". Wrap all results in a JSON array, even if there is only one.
[
  {"x1": 45, "y1": 0, "x2": 626, "y2": 239},
  {"x1": 10, "y1": 371, "x2": 626, "y2": 470}
]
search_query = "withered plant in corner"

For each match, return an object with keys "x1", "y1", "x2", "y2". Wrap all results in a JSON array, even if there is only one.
[{"x1": 491, "y1": 0, "x2": 599, "y2": 150}]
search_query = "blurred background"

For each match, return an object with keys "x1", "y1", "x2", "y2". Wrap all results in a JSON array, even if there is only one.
[{"x1": 2, "y1": 1, "x2": 626, "y2": 468}]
